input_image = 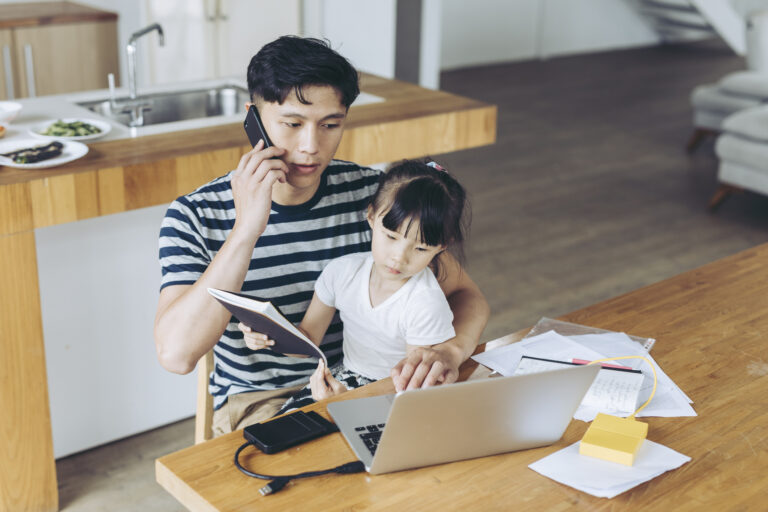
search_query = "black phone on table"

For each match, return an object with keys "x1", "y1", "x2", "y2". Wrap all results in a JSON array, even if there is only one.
[
  {"x1": 243, "y1": 410, "x2": 338, "y2": 454},
  {"x1": 244, "y1": 104, "x2": 273, "y2": 148}
]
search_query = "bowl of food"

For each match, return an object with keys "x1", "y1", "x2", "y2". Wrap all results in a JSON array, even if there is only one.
[
  {"x1": 0, "y1": 101, "x2": 22, "y2": 124},
  {"x1": 30, "y1": 118, "x2": 111, "y2": 141}
]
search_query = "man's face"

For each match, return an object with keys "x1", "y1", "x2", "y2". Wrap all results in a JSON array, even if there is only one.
[{"x1": 251, "y1": 85, "x2": 347, "y2": 200}]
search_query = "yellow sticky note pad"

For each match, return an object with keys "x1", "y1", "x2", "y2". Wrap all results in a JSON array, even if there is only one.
[{"x1": 579, "y1": 413, "x2": 648, "y2": 466}]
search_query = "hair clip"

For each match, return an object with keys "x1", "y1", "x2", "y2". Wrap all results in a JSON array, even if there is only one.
[{"x1": 426, "y1": 161, "x2": 446, "y2": 172}]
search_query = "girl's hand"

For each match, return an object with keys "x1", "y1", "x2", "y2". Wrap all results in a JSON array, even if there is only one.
[
  {"x1": 239, "y1": 322, "x2": 274, "y2": 351},
  {"x1": 310, "y1": 360, "x2": 346, "y2": 401}
]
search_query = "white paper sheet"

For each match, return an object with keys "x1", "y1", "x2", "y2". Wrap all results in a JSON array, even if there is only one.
[
  {"x1": 473, "y1": 331, "x2": 604, "y2": 375},
  {"x1": 528, "y1": 440, "x2": 691, "y2": 498},
  {"x1": 472, "y1": 330, "x2": 697, "y2": 420},
  {"x1": 514, "y1": 357, "x2": 644, "y2": 417},
  {"x1": 568, "y1": 333, "x2": 695, "y2": 418}
]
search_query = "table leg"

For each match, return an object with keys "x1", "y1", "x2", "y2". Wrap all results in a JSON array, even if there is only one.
[{"x1": 0, "y1": 231, "x2": 58, "y2": 511}]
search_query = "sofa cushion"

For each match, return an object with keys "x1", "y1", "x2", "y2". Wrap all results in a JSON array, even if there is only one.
[
  {"x1": 719, "y1": 161, "x2": 768, "y2": 196},
  {"x1": 719, "y1": 71, "x2": 768, "y2": 98},
  {"x1": 722, "y1": 105, "x2": 768, "y2": 141},
  {"x1": 716, "y1": 132, "x2": 768, "y2": 168},
  {"x1": 691, "y1": 84, "x2": 762, "y2": 111}
]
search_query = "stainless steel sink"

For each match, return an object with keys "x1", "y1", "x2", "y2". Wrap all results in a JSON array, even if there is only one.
[{"x1": 76, "y1": 85, "x2": 249, "y2": 127}]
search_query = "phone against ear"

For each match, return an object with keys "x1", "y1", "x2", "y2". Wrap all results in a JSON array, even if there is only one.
[{"x1": 244, "y1": 104, "x2": 273, "y2": 148}]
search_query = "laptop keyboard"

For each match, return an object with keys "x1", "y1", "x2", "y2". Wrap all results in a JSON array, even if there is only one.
[{"x1": 355, "y1": 423, "x2": 386, "y2": 456}]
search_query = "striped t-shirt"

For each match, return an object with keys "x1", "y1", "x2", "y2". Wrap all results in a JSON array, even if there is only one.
[{"x1": 159, "y1": 160, "x2": 381, "y2": 409}]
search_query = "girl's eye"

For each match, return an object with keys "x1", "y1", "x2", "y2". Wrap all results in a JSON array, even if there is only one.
[{"x1": 386, "y1": 234, "x2": 396, "y2": 240}]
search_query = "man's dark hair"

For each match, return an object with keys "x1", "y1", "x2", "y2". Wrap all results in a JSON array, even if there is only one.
[{"x1": 247, "y1": 36, "x2": 360, "y2": 108}]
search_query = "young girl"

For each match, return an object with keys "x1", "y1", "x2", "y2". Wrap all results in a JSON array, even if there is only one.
[{"x1": 241, "y1": 159, "x2": 469, "y2": 412}]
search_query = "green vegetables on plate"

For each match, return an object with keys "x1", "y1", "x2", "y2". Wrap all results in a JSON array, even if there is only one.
[{"x1": 42, "y1": 119, "x2": 101, "y2": 137}]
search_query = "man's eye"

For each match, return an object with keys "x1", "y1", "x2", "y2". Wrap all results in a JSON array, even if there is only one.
[
  {"x1": 323, "y1": 123, "x2": 340, "y2": 129},
  {"x1": 284, "y1": 122, "x2": 300, "y2": 128}
]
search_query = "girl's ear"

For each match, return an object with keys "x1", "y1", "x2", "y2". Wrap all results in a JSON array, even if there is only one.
[{"x1": 366, "y1": 206, "x2": 375, "y2": 228}]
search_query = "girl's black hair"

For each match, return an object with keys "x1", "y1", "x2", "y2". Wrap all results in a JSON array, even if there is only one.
[
  {"x1": 369, "y1": 160, "x2": 469, "y2": 280},
  {"x1": 247, "y1": 36, "x2": 360, "y2": 108}
]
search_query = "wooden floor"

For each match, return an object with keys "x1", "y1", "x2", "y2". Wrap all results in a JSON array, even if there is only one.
[{"x1": 56, "y1": 40, "x2": 767, "y2": 511}]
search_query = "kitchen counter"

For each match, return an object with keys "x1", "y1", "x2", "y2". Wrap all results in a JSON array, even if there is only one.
[
  {"x1": 1, "y1": 72, "x2": 496, "y2": 235},
  {"x1": 0, "y1": 73, "x2": 496, "y2": 512},
  {"x1": 1, "y1": 77, "x2": 385, "y2": 145},
  {"x1": 1, "y1": 73, "x2": 495, "y2": 191}
]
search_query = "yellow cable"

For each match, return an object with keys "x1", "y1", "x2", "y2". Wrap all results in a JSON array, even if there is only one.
[{"x1": 586, "y1": 356, "x2": 658, "y2": 419}]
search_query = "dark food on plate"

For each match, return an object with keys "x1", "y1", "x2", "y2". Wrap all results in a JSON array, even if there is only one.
[
  {"x1": 1, "y1": 141, "x2": 64, "y2": 164},
  {"x1": 42, "y1": 119, "x2": 101, "y2": 137}
]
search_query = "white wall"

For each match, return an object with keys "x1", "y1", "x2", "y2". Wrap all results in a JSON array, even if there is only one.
[
  {"x1": 304, "y1": 0, "x2": 441, "y2": 88},
  {"x1": 75, "y1": 0, "x2": 146, "y2": 88},
  {"x1": 420, "y1": 0, "x2": 443, "y2": 89},
  {"x1": 143, "y1": 0, "x2": 301, "y2": 85},
  {"x1": 320, "y1": 0, "x2": 399, "y2": 78},
  {"x1": 440, "y1": 0, "x2": 660, "y2": 70},
  {"x1": 36, "y1": 205, "x2": 196, "y2": 458}
]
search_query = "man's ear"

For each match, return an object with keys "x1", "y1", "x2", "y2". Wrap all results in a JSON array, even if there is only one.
[{"x1": 244, "y1": 101, "x2": 252, "y2": 113}]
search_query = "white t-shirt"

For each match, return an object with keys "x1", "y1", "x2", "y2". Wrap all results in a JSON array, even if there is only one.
[{"x1": 315, "y1": 252, "x2": 455, "y2": 380}]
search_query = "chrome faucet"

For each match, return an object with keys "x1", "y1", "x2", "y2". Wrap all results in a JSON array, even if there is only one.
[
  {"x1": 123, "y1": 23, "x2": 164, "y2": 126},
  {"x1": 126, "y1": 23, "x2": 164, "y2": 100}
]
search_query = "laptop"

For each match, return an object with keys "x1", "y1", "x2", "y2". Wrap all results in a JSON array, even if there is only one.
[{"x1": 326, "y1": 364, "x2": 599, "y2": 474}]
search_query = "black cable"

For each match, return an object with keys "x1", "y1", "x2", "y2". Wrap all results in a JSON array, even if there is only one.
[{"x1": 234, "y1": 441, "x2": 366, "y2": 495}]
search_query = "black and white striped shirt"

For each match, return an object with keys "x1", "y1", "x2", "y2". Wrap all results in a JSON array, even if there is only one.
[{"x1": 159, "y1": 160, "x2": 381, "y2": 409}]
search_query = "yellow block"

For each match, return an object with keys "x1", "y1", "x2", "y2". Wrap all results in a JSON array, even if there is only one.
[{"x1": 579, "y1": 413, "x2": 648, "y2": 466}]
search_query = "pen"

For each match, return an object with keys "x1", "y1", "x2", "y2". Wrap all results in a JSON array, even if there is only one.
[{"x1": 572, "y1": 358, "x2": 634, "y2": 371}]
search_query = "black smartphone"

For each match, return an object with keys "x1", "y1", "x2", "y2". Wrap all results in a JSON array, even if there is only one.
[
  {"x1": 243, "y1": 410, "x2": 338, "y2": 454},
  {"x1": 244, "y1": 104, "x2": 273, "y2": 148}
]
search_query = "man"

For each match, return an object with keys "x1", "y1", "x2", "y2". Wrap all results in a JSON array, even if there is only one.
[{"x1": 154, "y1": 36, "x2": 489, "y2": 436}]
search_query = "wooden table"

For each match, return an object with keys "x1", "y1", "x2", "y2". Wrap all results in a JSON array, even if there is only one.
[
  {"x1": 156, "y1": 243, "x2": 768, "y2": 511},
  {"x1": 0, "y1": 75, "x2": 496, "y2": 512}
]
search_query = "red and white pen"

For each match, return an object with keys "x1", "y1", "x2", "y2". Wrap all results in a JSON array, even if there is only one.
[{"x1": 572, "y1": 358, "x2": 634, "y2": 370}]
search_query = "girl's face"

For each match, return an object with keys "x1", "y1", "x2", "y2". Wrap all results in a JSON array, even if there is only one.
[{"x1": 367, "y1": 208, "x2": 445, "y2": 283}]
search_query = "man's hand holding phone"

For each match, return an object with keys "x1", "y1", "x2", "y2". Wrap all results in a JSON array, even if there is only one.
[{"x1": 230, "y1": 138, "x2": 287, "y2": 242}]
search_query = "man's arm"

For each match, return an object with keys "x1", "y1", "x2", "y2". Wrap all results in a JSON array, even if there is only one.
[
  {"x1": 154, "y1": 143, "x2": 288, "y2": 374},
  {"x1": 390, "y1": 252, "x2": 490, "y2": 391}
]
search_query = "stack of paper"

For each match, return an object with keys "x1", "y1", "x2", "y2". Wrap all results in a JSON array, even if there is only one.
[
  {"x1": 472, "y1": 330, "x2": 696, "y2": 420},
  {"x1": 515, "y1": 355, "x2": 645, "y2": 417},
  {"x1": 528, "y1": 440, "x2": 691, "y2": 498}
]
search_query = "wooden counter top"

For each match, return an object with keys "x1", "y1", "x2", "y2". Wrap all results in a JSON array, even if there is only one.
[
  {"x1": 0, "y1": 74, "x2": 496, "y2": 236},
  {"x1": 0, "y1": 2, "x2": 117, "y2": 29}
]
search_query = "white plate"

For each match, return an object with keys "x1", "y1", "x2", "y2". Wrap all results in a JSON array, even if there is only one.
[
  {"x1": 29, "y1": 118, "x2": 111, "y2": 141},
  {"x1": 0, "y1": 138, "x2": 89, "y2": 169}
]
